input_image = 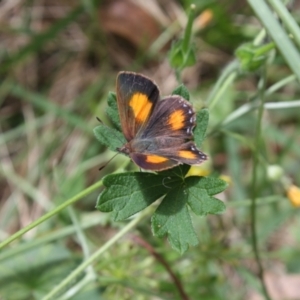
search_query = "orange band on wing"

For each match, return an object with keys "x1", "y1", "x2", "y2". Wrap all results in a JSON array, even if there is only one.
[
  {"x1": 178, "y1": 150, "x2": 196, "y2": 159},
  {"x1": 145, "y1": 155, "x2": 168, "y2": 164},
  {"x1": 168, "y1": 110, "x2": 185, "y2": 130},
  {"x1": 129, "y1": 93, "x2": 153, "y2": 123}
]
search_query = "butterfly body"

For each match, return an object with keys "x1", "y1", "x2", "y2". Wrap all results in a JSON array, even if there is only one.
[{"x1": 116, "y1": 72, "x2": 207, "y2": 171}]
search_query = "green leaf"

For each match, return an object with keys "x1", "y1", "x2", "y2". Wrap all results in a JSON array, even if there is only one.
[
  {"x1": 194, "y1": 108, "x2": 209, "y2": 147},
  {"x1": 172, "y1": 84, "x2": 190, "y2": 101},
  {"x1": 186, "y1": 176, "x2": 227, "y2": 215},
  {"x1": 168, "y1": 42, "x2": 185, "y2": 69},
  {"x1": 152, "y1": 174, "x2": 226, "y2": 253},
  {"x1": 106, "y1": 92, "x2": 121, "y2": 129},
  {"x1": 183, "y1": 47, "x2": 197, "y2": 68},
  {"x1": 168, "y1": 4, "x2": 197, "y2": 71},
  {"x1": 168, "y1": 44, "x2": 197, "y2": 70},
  {"x1": 158, "y1": 164, "x2": 191, "y2": 179},
  {"x1": 235, "y1": 42, "x2": 272, "y2": 72},
  {"x1": 96, "y1": 172, "x2": 168, "y2": 221},
  {"x1": 97, "y1": 163, "x2": 227, "y2": 253},
  {"x1": 152, "y1": 186, "x2": 199, "y2": 254},
  {"x1": 93, "y1": 124, "x2": 125, "y2": 152}
]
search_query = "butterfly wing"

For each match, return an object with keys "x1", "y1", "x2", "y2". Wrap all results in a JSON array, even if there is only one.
[
  {"x1": 116, "y1": 72, "x2": 160, "y2": 141},
  {"x1": 130, "y1": 96, "x2": 207, "y2": 171},
  {"x1": 131, "y1": 152, "x2": 180, "y2": 171},
  {"x1": 131, "y1": 138, "x2": 207, "y2": 171},
  {"x1": 137, "y1": 95, "x2": 196, "y2": 139}
]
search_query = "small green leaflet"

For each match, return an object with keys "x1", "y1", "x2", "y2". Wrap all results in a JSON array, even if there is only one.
[
  {"x1": 106, "y1": 92, "x2": 121, "y2": 130},
  {"x1": 235, "y1": 42, "x2": 273, "y2": 72},
  {"x1": 172, "y1": 84, "x2": 190, "y2": 101},
  {"x1": 93, "y1": 124, "x2": 125, "y2": 152}
]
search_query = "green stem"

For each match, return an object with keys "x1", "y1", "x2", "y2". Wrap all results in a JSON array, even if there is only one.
[
  {"x1": 215, "y1": 74, "x2": 297, "y2": 129},
  {"x1": 182, "y1": 4, "x2": 196, "y2": 53},
  {"x1": 255, "y1": 42, "x2": 275, "y2": 56},
  {"x1": 42, "y1": 205, "x2": 154, "y2": 300},
  {"x1": 206, "y1": 60, "x2": 239, "y2": 110},
  {"x1": 250, "y1": 68, "x2": 272, "y2": 300},
  {"x1": 0, "y1": 180, "x2": 103, "y2": 250},
  {"x1": 175, "y1": 4, "x2": 196, "y2": 81},
  {"x1": 227, "y1": 195, "x2": 283, "y2": 208},
  {"x1": 266, "y1": 74, "x2": 296, "y2": 95}
]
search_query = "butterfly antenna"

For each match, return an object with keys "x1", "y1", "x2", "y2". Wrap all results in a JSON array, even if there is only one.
[
  {"x1": 99, "y1": 152, "x2": 119, "y2": 171},
  {"x1": 96, "y1": 116, "x2": 103, "y2": 124}
]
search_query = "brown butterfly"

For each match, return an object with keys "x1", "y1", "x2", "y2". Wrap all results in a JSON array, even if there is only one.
[{"x1": 116, "y1": 71, "x2": 207, "y2": 171}]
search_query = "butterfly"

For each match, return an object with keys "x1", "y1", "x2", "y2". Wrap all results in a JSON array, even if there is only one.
[{"x1": 115, "y1": 71, "x2": 207, "y2": 171}]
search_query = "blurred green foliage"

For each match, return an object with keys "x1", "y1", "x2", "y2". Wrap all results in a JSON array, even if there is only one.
[{"x1": 1, "y1": 0, "x2": 300, "y2": 299}]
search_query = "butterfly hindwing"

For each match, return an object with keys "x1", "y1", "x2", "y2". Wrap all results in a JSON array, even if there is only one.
[
  {"x1": 131, "y1": 153, "x2": 180, "y2": 171},
  {"x1": 131, "y1": 138, "x2": 207, "y2": 170},
  {"x1": 138, "y1": 96, "x2": 196, "y2": 139},
  {"x1": 116, "y1": 72, "x2": 160, "y2": 141},
  {"x1": 152, "y1": 140, "x2": 208, "y2": 164}
]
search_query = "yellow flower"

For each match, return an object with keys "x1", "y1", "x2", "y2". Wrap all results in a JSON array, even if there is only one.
[
  {"x1": 186, "y1": 166, "x2": 210, "y2": 177},
  {"x1": 287, "y1": 185, "x2": 300, "y2": 207},
  {"x1": 194, "y1": 9, "x2": 213, "y2": 30}
]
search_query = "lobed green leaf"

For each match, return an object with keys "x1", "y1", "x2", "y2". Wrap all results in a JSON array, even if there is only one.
[
  {"x1": 97, "y1": 172, "x2": 168, "y2": 221},
  {"x1": 186, "y1": 177, "x2": 227, "y2": 215},
  {"x1": 93, "y1": 124, "x2": 125, "y2": 152},
  {"x1": 151, "y1": 186, "x2": 199, "y2": 254},
  {"x1": 106, "y1": 92, "x2": 121, "y2": 130}
]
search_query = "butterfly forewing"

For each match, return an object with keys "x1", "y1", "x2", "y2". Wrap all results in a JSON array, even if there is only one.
[{"x1": 116, "y1": 72, "x2": 160, "y2": 141}]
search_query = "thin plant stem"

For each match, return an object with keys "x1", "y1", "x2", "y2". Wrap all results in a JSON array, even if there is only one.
[
  {"x1": 206, "y1": 60, "x2": 239, "y2": 110},
  {"x1": 250, "y1": 68, "x2": 272, "y2": 300},
  {"x1": 0, "y1": 216, "x2": 103, "y2": 262},
  {"x1": 215, "y1": 74, "x2": 297, "y2": 128},
  {"x1": 0, "y1": 180, "x2": 103, "y2": 250},
  {"x1": 182, "y1": 4, "x2": 196, "y2": 53}
]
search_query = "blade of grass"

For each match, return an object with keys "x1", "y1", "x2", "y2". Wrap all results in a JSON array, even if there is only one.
[
  {"x1": 0, "y1": 215, "x2": 102, "y2": 262},
  {"x1": 41, "y1": 205, "x2": 155, "y2": 300},
  {"x1": 265, "y1": 100, "x2": 300, "y2": 109},
  {"x1": 217, "y1": 74, "x2": 297, "y2": 127},
  {"x1": 205, "y1": 60, "x2": 239, "y2": 110},
  {"x1": 227, "y1": 195, "x2": 284, "y2": 207},
  {"x1": 267, "y1": 0, "x2": 300, "y2": 47},
  {"x1": 0, "y1": 167, "x2": 52, "y2": 211},
  {"x1": 1, "y1": 5, "x2": 84, "y2": 74},
  {"x1": 0, "y1": 115, "x2": 51, "y2": 146},
  {"x1": 7, "y1": 82, "x2": 91, "y2": 133},
  {"x1": 0, "y1": 180, "x2": 103, "y2": 250},
  {"x1": 247, "y1": 0, "x2": 300, "y2": 81}
]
